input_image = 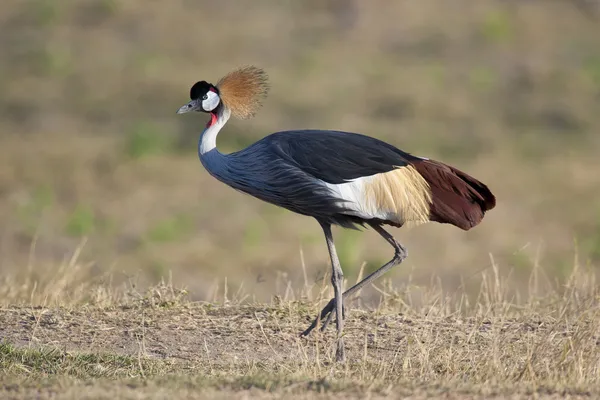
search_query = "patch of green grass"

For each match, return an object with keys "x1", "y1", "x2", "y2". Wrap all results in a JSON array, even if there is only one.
[
  {"x1": 583, "y1": 55, "x2": 600, "y2": 88},
  {"x1": 65, "y1": 205, "x2": 95, "y2": 237},
  {"x1": 125, "y1": 121, "x2": 174, "y2": 159},
  {"x1": 480, "y1": 9, "x2": 513, "y2": 44},
  {"x1": 46, "y1": 47, "x2": 73, "y2": 77},
  {"x1": 0, "y1": 342, "x2": 164, "y2": 379},
  {"x1": 146, "y1": 214, "x2": 193, "y2": 243}
]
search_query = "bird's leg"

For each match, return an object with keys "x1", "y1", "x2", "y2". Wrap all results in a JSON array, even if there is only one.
[
  {"x1": 318, "y1": 221, "x2": 346, "y2": 362},
  {"x1": 302, "y1": 223, "x2": 407, "y2": 337}
]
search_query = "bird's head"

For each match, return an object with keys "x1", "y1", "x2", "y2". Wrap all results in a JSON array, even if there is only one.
[
  {"x1": 177, "y1": 65, "x2": 269, "y2": 120},
  {"x1": 176, "y1": 81, "x2": 221, "y2": 115}
]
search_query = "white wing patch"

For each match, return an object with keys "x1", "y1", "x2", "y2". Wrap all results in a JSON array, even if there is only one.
[
  {"x1": 322, "y1": 166, "x2": 433, "y2": 225},
  {"x1": 322, "y1": 176, "x2": 393, "y2": 221}
]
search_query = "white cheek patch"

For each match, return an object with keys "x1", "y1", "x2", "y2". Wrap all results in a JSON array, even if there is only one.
[{"x1": 202, "y1": 91, "x2": 220, "y2": 112}]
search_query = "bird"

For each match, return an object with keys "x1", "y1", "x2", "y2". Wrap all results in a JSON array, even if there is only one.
[{"x1": 176, "y1": 65, "x2": 496, "y2": 362}]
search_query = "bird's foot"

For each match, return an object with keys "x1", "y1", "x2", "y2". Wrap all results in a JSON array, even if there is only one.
[{"x1": 301, "y1": 298, "x2": 346, "y2": 337}]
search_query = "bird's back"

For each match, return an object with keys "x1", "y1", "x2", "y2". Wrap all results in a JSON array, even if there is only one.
[{"x1": 224, "y1": 129, "x2": 495, "y2": 230}]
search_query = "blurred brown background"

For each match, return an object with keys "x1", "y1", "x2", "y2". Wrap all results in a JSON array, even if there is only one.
[{"x1": 1, "y1": 0, "x2": 599, "y2": 303}]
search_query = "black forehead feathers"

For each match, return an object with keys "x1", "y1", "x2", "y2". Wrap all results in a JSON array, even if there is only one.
[{"x1": 189, "y1": 81, "x2": 218, "y2": 100}]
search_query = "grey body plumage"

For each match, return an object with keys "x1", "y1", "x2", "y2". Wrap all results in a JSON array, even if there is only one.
[{"x1": 204, "y1": 128, "x2": 424, "y2": 229}]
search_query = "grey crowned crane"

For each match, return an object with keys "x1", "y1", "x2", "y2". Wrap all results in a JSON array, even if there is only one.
[{"x1": 177, "y1": 66, "x2": 496, "y2": 362}]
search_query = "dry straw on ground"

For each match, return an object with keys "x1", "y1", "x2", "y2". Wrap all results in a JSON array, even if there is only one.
[{"x1": 1, "y1": 247, "x2": 599, "y2": 399}]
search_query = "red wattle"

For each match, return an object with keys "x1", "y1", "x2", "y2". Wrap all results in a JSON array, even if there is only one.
[{"x1": 206, "y1": 113, "x2": 218, "y2": 128}]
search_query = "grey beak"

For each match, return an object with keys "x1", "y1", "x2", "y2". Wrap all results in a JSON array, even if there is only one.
[{"x1": 176, "y1": 100, "x2": 197, "y2": 114}]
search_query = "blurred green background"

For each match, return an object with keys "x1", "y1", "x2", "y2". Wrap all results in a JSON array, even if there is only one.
[{"x1": 1, "y1": 0, "x2": 599, "y2": 303}]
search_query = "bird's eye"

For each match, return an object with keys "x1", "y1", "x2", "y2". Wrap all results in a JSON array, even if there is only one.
[{"x1": 202, "y1": 94, "x2": 208, "y2": 100}]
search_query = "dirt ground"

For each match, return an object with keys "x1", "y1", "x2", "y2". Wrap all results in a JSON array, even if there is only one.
[{"x1": 1, "y1": 285, "x2": 599, "y2": 399}]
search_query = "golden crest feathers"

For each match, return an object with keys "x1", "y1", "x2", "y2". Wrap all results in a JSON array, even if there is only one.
[{"x1": 216, "y1": 65, "x2": 270, "y2": 119}]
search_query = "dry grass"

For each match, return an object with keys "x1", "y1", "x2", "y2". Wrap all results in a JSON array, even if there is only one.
[{"x1": 1, "y1": 250, "x2": 600, "y2": 399}]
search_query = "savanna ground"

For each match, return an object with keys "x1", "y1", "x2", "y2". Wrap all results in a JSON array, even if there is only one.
[
  {"x1": 2, "y1": 265, "x2": 600, "y2": 399},
  {"x1": 1, "y1": 0, "x2": 600, "y2": 398}
]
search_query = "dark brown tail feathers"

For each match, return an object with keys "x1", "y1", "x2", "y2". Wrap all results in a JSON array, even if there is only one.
[{"x1": 411, "y1": 159, "x2": 496, "y2": 230}]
